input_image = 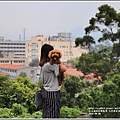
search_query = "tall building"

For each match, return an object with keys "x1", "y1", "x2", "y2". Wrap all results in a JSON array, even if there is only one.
[{"x1": 26, "y1": 33, "x2": 88, "y2": 63}]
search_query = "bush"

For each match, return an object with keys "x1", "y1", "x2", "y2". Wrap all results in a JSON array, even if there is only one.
[
  {"x1": 10, "y1": 103, "x2": 28, "y2": 117},
  {"x1": 32, "y1": 111, "x2": 42, "y2": 118},
  {"x1": 0, "y1": 108, "x2": 11, "y2": 118},
  {"x1": 60, "y1": 106, "x2": 81, "y2": 118}
]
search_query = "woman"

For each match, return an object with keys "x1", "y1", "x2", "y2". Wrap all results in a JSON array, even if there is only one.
[{"x1": 39, "y1": 44, "x2": 61, "y2": 118}]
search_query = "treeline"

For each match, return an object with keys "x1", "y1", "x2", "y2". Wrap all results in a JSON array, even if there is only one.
[{"x1": 0, "y1": 66, "x2": 120, "y2": 118}]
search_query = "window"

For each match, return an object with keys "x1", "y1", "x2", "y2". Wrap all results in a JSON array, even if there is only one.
[
  {"x1": 5, "y1": 60, "x2": 9, "y2": 63},
  {"x1": 62, "y1": 46, "x2": 66, "y2": 48},
  {"x1": 31, "y1": 55, "x2": 37, "y2": 59},
  {"x1": 32, "y1": 43, "x2": 37, "y2": 48},
  {"x1": 30, "y1": 70, "x2": 35, "y2": 74},
  {"x1": 31, "y1": 49, "x2": 36, "y2": 54}
]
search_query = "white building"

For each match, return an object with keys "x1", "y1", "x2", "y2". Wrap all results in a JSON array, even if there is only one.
[
  {"x1": 0, "y1": 40, "x2": 26, "y2": 58},
  {"x1": 0, "y1": 64, "x2": 39, "y2": 83},
  {"x1": 0, "y1": 39, "x2": 29, "y2": 66}
]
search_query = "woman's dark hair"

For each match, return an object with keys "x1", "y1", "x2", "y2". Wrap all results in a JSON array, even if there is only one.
[{"x1": 39, "y1": 44, "x2": 54, "y2": 67}]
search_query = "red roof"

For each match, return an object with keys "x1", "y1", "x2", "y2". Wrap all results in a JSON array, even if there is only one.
[
  {"x1": 65, "y1": 69, "x2": 84, "y2": 76},
  {"x1": 0, "y1": 64, "x2": 25, "y2": 69},
  {"x1": 65, "y1": 69, "x2": 102, "y2": 81},
  {"x1": 84, "y1": 73, "x2": 102, "y2": 81}
]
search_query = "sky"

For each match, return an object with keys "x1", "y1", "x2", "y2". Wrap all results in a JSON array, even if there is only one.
[{"x1": 0, "y1": 1, "x2": 120, "y2": 41}]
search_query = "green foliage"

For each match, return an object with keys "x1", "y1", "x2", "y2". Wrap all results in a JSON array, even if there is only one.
[
  {"x1": 75, "y1": 35, "x2": 95, "y2": 50},
  {"x1": 69, "y1": 57, "x2": 79, "y2": 69},
  {"x1": 60, "y1": 84, "x2": 71, "y2": 107},
  {"x1": 77, "y1": 93, "x2": 94, "y2": 111},
  {"x1": 1, "y1": 76, "x2": 39, "y2": 114},
  {"x1": 29, "y1": 58, "x2": 39, "y2": 67},
  {"x1": 32, "y1": 111, "x2": 42, "y2": 118},
  {"x1": 0, "y1": 104, "x2": 33, "y2": 118},
  {"x1": 60, "y1": 106, "x2": 81, "y2": 118},
  {"x1": 0, "y1": 75, "x2": 11, "y2": 108},
  {"x1": 112, "y1": 43, "x2": 120, "y2": 58},
  {"x1": 0, "y1": 51, "x2": 3, "y2": 58},
  {"x1": 64, "y1": 75, "x2": 82, "y2": 97},
  {"x1": 19, "y1": 72, "x2": 27, "y2": 78},
  {"x1": 76, "y1": 52, "x2": 109, "y2": 80},
  {"x1": 0, "y1": 72, "x2": 120, "y2": 118},
  {"x1": 0, "y1": 108, "x2": 11, "y2": 118},
  {"x1": 89, "y1": 43, "x2": 112, "y2": 53},
  {"x1": 82, "y1": 4, "x2": 120, "y2": 57},
  {"x1": 88, "y1": 78, "x2": 120, "y2": 118},
  {"x1": 115, "y1": 61, "x2": 120, "y2": 72},
  {"x1": 11, "y1": 103, "x2": 28, "y2": 117},
  {"x1": 1, "y1": 57, "x2": 120, "y2": 118},
  {"x1": 61, "y1": 76, "x2": 94, "y2": 108},
  {"x1": 18, "y1": 113, "x2": 32, "y2": 118}
]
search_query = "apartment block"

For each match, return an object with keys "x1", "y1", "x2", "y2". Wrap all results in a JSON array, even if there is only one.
[
  {"x1": 0, "y1": 40, "x2": 26, "y2": 58},
  {"x1": 26, "y1": 33, "x2": 88, "y2": 63},
  {"x1": 0, "y1": 39, "x2": 29, "y2": 66}
]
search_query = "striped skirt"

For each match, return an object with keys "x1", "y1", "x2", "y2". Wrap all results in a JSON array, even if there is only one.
[{"x1": 41, "y1": 88, "x2": 60, "y2": 118}]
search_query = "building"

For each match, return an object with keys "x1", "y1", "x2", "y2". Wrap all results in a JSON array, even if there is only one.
[
  {"x1": 0, "y1": 64, "x2": 39, "y2": 82},
  {"x1": 26, "y1": 33, "x2": 88, "y2": 63},
  {"x1": 0, "y1": 39, "x2": 29, "y2": 66},
  {"x1": 65, "y1": 69, "x2": 84, "y2": 77},
  {"x1": 0, "y1": 36, "x2": 4, "y2": 41},
  {"x1": 0, "y1": 40, "x2": 26, "y2": 58},
  {"x1": 0, "y1": 32, "x2": 88, "y2": 66}
]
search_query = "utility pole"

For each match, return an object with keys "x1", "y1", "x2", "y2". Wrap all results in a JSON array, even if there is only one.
[
  {"x1": 69, "y1": 33, "x2": 72, "y2": 56},
  {"x1": 48, "y1": 35, "x2": 50, "y2": 44}
]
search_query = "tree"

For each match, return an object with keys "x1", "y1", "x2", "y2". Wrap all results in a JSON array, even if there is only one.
[
  {"x1": 0, "y1": 51, "x2": 3, "y2": 58},
  {"x1": 19, "y1": 72, "x2": 27, "y2": 78},
  {"x1": 13, "y1": 77, "x2": 39, "y2": 113},
  {"x1": 60, "y1": 75, "x2": 94, "y2": 108},
  {"x1": 75, "y1": 35, "x2": 95, "y2": 51},
  {"x1": 29, "y1": 58, "x2": 39, "y2": 67},
  {"x1": 76, "y1": 50, "x2": 114, "y2": 81},
  {"x1": 83, "y1": 4, "x2": 120, "y2": 57},
  {"x1": 3, "y1": 76, "x2": 39, "y2": 114},
  {"x1": 69, "y1": 57, "x2": 79, "y2": 69},
  {"x1": 0, "y1": 75, "x2": 11, "y2": 108},
  {"x1": 11, "y1": 103, "x2": 28, "y2": 117},
  {"x1": 89, "y1": 43, "x2": 112, "y2": 53}
]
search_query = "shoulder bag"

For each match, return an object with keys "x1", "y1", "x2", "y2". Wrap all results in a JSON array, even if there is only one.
[{"x1": 34, "y1": 67, "x2": 43, "y2": 108}]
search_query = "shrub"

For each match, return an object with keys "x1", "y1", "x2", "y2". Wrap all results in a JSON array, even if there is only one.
[{"x1": 60, "y1": 106, "x2": 81, "y2": 118}]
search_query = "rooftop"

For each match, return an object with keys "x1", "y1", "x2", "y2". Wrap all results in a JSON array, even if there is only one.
[
  {"x1": 65, "y1": 69, "x2": 84, "y2": 77},
  {"x1": 0, "y1": 64, "x2": 25, "y2": 69}
]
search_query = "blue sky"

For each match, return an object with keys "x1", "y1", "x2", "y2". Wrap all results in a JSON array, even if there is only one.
[{"x1": 0, "y1": 1, "x2": 120, "y2": 41}]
